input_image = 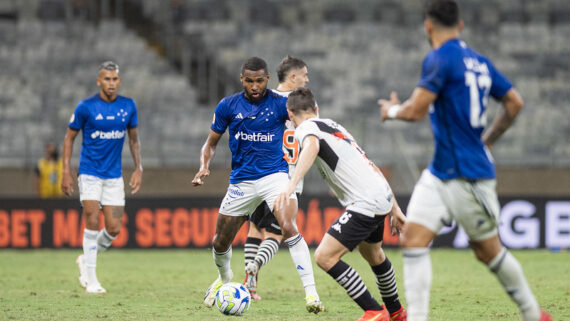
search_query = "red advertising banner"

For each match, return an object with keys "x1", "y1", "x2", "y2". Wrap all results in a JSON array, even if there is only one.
[{"x1": 0, "y1": 196, "x2": 568, "y2": 249}]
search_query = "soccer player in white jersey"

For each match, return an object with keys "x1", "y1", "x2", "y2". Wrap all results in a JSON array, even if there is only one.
[
  {"x1": 61, "y1": 61, "x2": 143, "y2": 294},
  {"x1": 243, "y1": 56, "x2": 313, "y2": 301},
  {"x1": 192, "y1": 57, "x2": 324, "y2": 314},
  {"x1": 378, "y1": 1, "x2": 552, "y2": 320},
  {"x1": 275, "y1": 88, "x2": 408, "y2": 321}
]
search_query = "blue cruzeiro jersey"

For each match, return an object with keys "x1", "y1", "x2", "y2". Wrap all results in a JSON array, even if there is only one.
[
  {"x1": 418, "y1": 38, "x2": 512, "y2": 180},
  {"x1": 69, "y1": 93, "x2": 138, "y2": 179},
  {"x1": 211, "y1": 90, "x2": 289, "y2": 184}
]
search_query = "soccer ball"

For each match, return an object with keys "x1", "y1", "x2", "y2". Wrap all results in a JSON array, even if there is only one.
[{"x1": 215, "y1": 282, "x2": 251, "y2": 315}]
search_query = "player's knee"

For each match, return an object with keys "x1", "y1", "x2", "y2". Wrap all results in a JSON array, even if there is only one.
[
  {"x1": 212, "y1": 234, "x2": 231, "y2": 253},
  {"x1": 280, "y1": 222, "x2": 298, "y2": 240},
  {"x1": 313, "y1": 248, "x2": 331, "y2": 270}
]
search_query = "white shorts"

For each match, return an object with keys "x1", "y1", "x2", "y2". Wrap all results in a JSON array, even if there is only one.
[
  {"x1": 407, "y1": 169, "x2": 500, "y2": 241},
  {"x1": 78, "y1": 174, "x2": 125, "y2": 206},
  {"x1": 219, "y1": 172, "x2": 297, "y2": 217}
]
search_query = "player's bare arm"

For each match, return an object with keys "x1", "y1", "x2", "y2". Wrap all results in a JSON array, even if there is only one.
[
  {"x1": 378, "y1": 88, "x2": 437, "y2": 122},
  {"x1": 275, "y1": 135, "x2": 319, "y2": 211},
  {"x1": 192, "y1": 130, "x2": 223, "y2": 186},
  {"x1": 61, "y1": 128, "x2": 79, "y2": 196},
  {"x1": 127, "y1": 127, "x2": 143, "y2": 194},
  {"x1": 482, "y1": 88, "x2": 524, "y2": 148}
]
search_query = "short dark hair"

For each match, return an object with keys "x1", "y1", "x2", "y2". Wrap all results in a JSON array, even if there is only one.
[
  {"x1": 424, "y1": 0, "x2": 459, "y2": 27},
  {"x1": 241, "y1": 57, "x2": 268, "y2": 75},
  {"x1": 286, "y1": 88, "x2": 316, "y2": 115},
  {"x1": 99, "y1": 61, "x2": 119, "y2": 73},
  {"x1": 277, "y1": 56, "x2": 307, "y2": 83}
]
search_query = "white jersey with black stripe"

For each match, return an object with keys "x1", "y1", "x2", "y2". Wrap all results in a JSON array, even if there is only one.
[{"x1": 294, "y1": 118, "x2": 394, "y2": 217}]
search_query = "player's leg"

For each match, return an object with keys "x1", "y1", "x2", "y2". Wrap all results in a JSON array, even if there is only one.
[
  {"x1": 262, "y1": 172, "x2": 323, "y2": 313},
  {"x1": 400, "y1": 170, "x2": 447, "y2": 321},
  {"x1": 448, "y1": 179, "x2": 548, "y2": 321},
  {"x1": 76, "y1": 174, "x2": 106, "y2": 294},
  {"x1": 204, "y1": 181, "x2": 258, "y2": 307},
  {"x1": 359, "y1": 240, "x2": 406, "y2": 320},
  {"x1": 315, "y1": 212, "x2": 389, "y2": 321},
  {"x1": 203, "y1": 213, "x2": 249, "y2": 307},
  {"x1": 97, "y1": 177, "x2": 125, "y2": 252},
  {"x1": 245, "y1": 203, "x2": 283, "y2": 295}
]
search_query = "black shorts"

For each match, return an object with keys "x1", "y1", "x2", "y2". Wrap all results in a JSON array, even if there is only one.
[
  {"x1": 327, "y1": 210, "x2": 385, "y2": 251},
  {"x1": 249, "y1": 201, "x2": 282, "y2": 235}
]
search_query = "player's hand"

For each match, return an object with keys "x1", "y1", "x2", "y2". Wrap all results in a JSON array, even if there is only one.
[
  {"x1": 129, "y1": 168, "x2": 143, "y2": 194},
  {"x1": 61, "y1": 172, "x2": 74, "y2": 196},
  {"x1": 378, "y1": 91, "x2": 400, "y2": 122},
  {"x1": 388, "y1": 204, "x2": 407, "y2": 236},
  {"x1": 273, "y1": 191, "x2": 290, "y2": 214},
  {"x1": 192, "y1": 168, "x2": 210, "y2": 186}
]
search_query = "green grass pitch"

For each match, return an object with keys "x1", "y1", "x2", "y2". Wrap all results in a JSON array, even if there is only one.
[{"x1": 0, "y1": 249, "x2": 567, "y2": 320}]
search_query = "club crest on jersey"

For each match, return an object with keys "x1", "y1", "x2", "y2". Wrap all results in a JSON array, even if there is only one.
[{"x1": 234, "y1": 131, "x2": 275, "y2": 142}]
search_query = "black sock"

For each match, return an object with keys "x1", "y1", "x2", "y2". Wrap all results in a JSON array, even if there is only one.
[
  {"x1": 327, "y1": 260, "x2": 382, "y2": 311},
  {"x1": 371, "y1": 257, "x2": 402, "y2": 314},
  {"x1": 244, "y1": 237, "x2": 261, "y2": 267}
]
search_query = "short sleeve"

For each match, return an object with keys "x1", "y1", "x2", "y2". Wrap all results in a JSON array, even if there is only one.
[
  {"x1": 417, "y1": 51, "x2": 447, "y2": 95},
  {"x1": 69, "y1": 102, "x2": 88, "y2": 130},
  {"x1": 210, "y1": 98, "x2": 231, "y2": 134},
  {"x1": 294, "y1": 121, "x2": 320, "y2": 149},
  {"x1": 487, "y1": 60, "x2": 513, "y2": 99},
  {"x1": 278, "y1": 96, "x2": 289, "y2": 121},
  {"x1": 128, "y1": 99, "x2": 138, "y2": 128}
]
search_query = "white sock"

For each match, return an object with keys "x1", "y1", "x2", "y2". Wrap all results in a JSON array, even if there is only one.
[
  {"x1": 284, "y1": 234, "x2": 318, "y2": 300},
  {"x1": 488, "y1": 248, "x2": 540, "y2": 321},
  {"x1": 96, "y1": 228, "x2": 115, "y2": 252},
  {"x1": 83, "y1": 229, "x2": 99, "y2": 285},
  {"x1": 403, "y1": 248, "x2": 431, "y2": 321},
  {"x1": 213, "y1": 247, "x2": 233, "y2": 283}
]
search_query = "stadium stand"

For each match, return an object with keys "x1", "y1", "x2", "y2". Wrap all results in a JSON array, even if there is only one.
[{"x1": 0, "y1": 0, "x2": 569, "y2": 194}]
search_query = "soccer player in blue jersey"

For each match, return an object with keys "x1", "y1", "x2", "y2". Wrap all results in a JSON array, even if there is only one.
[
  {"x1": 378, "y1": 1, "x2": 552, "y2": 321},
  {"x1": 61, "y1": 61, "x2": 143, "y2": 294},
  {"x1": 193, "y1": 57, "x2": 324, "y2": 313},
  {"x1": 243, "y1": 56, "x2": 311, "y2": 301}
]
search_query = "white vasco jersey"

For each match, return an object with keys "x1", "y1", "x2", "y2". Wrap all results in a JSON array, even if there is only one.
[{"x1": 295, "y1": 118, "x2": 394, "y2": 217}]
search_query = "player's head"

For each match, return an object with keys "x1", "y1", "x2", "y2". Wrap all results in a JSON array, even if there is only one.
[
  {"x1": 44, "y1": 142, "x2": 58, "y2": 160},
  {"x1": 277, "y1": 56, "x2": 309, "y2": 89},
  {"x1": 423, "y1": 0, "x2": 463, "y2": 47},
  {"x1": 286, "y1": 88, "x2": 317, "y2": 127},
  {"x1": 97, "y1": 61, "x2": 121, "y2": 101},
  {"x1": 240, "y1": 57, "x2": 270, "y2": 102}
]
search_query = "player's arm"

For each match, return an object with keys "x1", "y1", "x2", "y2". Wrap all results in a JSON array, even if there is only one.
[
  {"x1": 127, "y1": 127, "x2": 143, "y2": 194},
  {"x1": 192, "y1": 130, "x2": 223, "y2": 186},
  {"x1": 482, "y1": 88, "x2": 523, "y2": 148},
  {"x1": 61, "y1": 128, "x2": 79, "y2": 196},
  {"x1": 275, "y1": 135, "x2": 319, "y2": 211},
  {"x1": 378, "y1": 88, "x2": 437, "y2": 122}
]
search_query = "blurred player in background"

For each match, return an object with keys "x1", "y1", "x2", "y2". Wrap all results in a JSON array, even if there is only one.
[
  {"x1": 35, "y1": 142, "x2": 63, "y2": 198},
  {"x1": 243, "y1": 55, "x2": 312, "y2": 301},
  {"x1": 378, "y1": 1, "x2": 552, "y2": 320},
  {"x1": 276, "y1": 88, "x2": 407, "y2": 321},
  {"x1": 193, "y1": 57, "x2": 324, "y2": 314},
  {"x1": 61, "y1": 61, "x2": 143, "y2": 294}
]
